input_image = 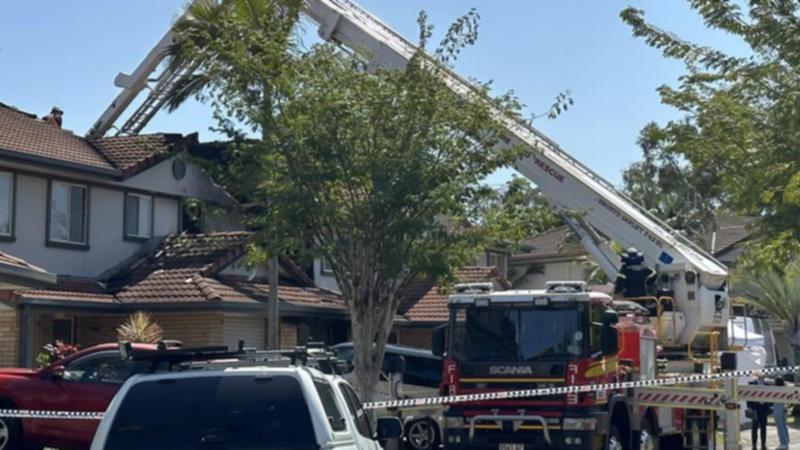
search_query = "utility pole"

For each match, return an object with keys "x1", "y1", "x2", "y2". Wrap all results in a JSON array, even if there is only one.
[{"x1": 267, "y1": 255, "x2": 280, "y2": 349}]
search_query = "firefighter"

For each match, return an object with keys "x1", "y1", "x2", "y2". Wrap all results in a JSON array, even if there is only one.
[
  {"x1": 614, "y1": 247, "x2": 657, "y2": 298},
  {"x1": 747, "y1": 373, "x2": 771, "y2": 450}
]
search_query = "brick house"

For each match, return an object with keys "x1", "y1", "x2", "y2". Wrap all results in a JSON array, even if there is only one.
[
  {"x1": 11, "y1": 232, "x2": 349, "y2": 366},
  {"x1": 0, "y1": 101, "x2": 510, "y2": 366},
  {"x1": 392, "y1": 266, "x2": 511, "y2": 349},
  {"x1": 0, "y1": 102, "x2": 347, "y2": 366}
]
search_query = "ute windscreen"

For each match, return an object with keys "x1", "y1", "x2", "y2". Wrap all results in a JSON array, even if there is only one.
[
  {"x1": 450, "y1": 305, "x2": 584, "y2": 361},
  {"x1": 103, "y1": 374, "x2": 317, "y2": 450}
]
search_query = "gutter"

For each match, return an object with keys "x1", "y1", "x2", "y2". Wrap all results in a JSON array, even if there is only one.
[
  {"x1": 0, "y1": 148, "x2": 123, "y2": 179},
  {"x1": 0, "y1": 261, "x2": 57, "y2": 289}
]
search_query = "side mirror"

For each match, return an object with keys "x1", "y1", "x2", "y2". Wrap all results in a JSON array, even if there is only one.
[
  {"x1": 376, "y1": 417, "x2": 403, "y2": 440},
  {"x1": 49, "y1": 365, "x2": 66, "y2": 380},
  {"x1": 432, "y1": 325, "x2": 447, "y2": 357},
  {"x1": 601, "y1": 310, "x2": 619, "y2": 356}
]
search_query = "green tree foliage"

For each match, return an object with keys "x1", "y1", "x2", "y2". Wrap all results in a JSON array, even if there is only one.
[
  {"x1": 738, "y1": 259, "x2": 800, "y2": 352},
  {"x1": 167, "y1": 0, "x2": 556, "y2": 398},
  {"x1": 622, "y1": 123, "x2": 718, "y2": 244},
  {"x1": 621, "y1": 1, "x2": 800, "y2": 271},
  {"x1": 479, "y1": 177, "x2": 561, "y2": 248}
]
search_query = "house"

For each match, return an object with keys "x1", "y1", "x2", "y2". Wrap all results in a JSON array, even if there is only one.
[
  {"x1": 392, "y1": 266, "x2": 511, "y2": 349},
  {"x1": 509, "y1": 225, "x2": 587, "y2": 289},
  {"x1": 510, "y1": 217, "x2": 758, "y2": 290},
  {"x1": 12, "y1": 232, "x2": 349, "y2": 366},
  {"x1": 0, "y1": 103, "x2": 346, "y2": 366}
]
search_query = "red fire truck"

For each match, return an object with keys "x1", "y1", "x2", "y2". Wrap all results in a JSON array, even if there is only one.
[{"x1": 432, "y1": 282, "x2": 691, "y2": 450}]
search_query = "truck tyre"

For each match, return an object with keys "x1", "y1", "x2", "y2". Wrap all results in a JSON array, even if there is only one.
[
  {"x1": 607, "y1": 424, "x2": 625, "y2": 450},
  {"x1": 404, "y1": 418, "x2": 440, "y2": 450},
  {"x1": 0, "y1": 413, "x2": 22, "y2": 450},
  {"x1": 638, "y1": 418, "x2": 659, "y2": 450}
]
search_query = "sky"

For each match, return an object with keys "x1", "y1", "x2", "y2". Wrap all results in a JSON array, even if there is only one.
[{"x1": 0, "y1": 1, "x2": 746, "y2": 187}]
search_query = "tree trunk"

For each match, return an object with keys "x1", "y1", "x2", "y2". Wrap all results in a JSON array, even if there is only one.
[{"x1": 347, "y1": 286, "x2": 397, "y2": 402}]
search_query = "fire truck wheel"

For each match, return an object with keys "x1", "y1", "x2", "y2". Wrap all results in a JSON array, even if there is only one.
[
  {"x1": 607, "y1": 424, "x2": 624, "y2": 450},
  {"x1": 638, "y1": 419, "x2": 659, "y2": 450},
  {"x1": 404, "y1": 418, "x2": 440, "y2": 450}
]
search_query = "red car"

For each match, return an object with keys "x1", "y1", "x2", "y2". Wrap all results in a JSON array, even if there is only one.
[{"x1": 0, "y1": 343, "x2": 158, "y2": 450}]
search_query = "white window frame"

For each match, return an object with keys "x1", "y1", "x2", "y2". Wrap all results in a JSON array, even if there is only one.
[
  {"x1": 124, "y1": 192, "x2": 154, "y2": 240},
  {"x1": 0, "y1": 171, "x2": 14, "y2": 238},
  {"x1": 321, "y1": 258, "x2": 335, "y2": 276},
  {"x1": 48, "y1": 180, "x2": 89, "y2": 246}
]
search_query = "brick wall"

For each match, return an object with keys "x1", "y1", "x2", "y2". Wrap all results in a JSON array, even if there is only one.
[
  {"x1": 279, "y1": 318, "x2": 298, "y2": 348},
  {"x1": 396, "y1": 327, "x2": 433, "y2": 350},
  {"x1": 75, "y1": 312, "x2": 225, "y2": 347},
  {"x1": 0, "y1": 309, "x2": 18, "y2": 367}
]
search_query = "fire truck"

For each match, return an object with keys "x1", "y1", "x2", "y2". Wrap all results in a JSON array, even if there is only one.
[
  {"x1": 430, "y1": 282, "x2": 665, "y2": 450},
  {"x1": 90, "y1": 1, "x2": 739, "y2": 449}
]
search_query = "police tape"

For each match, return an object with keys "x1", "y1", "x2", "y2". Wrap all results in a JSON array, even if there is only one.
[
  {"x1": 0, "y1": 365, "x2": 797, "y2": 419},
  {"x1": 362, "y1": 364, "x2": 800, "y2": 410},
  {"x1": 0, "y1": 409, "x2": 104, "y2": 420}
]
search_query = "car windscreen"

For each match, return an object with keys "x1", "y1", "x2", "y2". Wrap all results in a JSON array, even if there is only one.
[{"x1": 103, "y1": 374, "x2": 318, "y2": 450}]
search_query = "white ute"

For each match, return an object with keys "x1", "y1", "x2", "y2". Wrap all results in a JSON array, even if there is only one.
[{"x1": 91, "y1": 366, "x2": 402, "y2": 450}]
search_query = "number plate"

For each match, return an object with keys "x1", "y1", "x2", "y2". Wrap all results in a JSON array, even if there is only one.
[{"x1": 499, "y1": 444, "x2": 524, "y2": 450}]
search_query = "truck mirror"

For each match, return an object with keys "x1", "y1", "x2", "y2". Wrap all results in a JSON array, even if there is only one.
[
  {"x1": 601, "y1": 310, "x2": 619, "y2": 356},
  {"x1": 432, "y1": 325, "x2": 447, "y2": 357}
]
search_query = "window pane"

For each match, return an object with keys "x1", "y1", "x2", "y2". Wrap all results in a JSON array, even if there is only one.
[
  {"x1": 314, "y1": 380, "x2": 347, "y2": 431},
  {"x1": 125, "y1": 195, "x2": 139, "y2": 236},
  {"x1": 105, "y1": 375, "x2": 317, "y2": 450},
  {"x1": 69, "y1": 186, "x2": 86, "y2": 243},
  {"x1": 50, "y1": 182, "x2": 69, "y2": 241},
  {"x1": 138, "y1": 196, "x2": 151, "y2": 237},
  {"x1": 0, "y1": 173, "x2": 12, "y2": 235}
]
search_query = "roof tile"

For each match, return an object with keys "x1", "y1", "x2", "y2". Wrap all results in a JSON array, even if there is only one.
[{"x1": 401, "y1": 266, "x2": 510, "y2": 323}]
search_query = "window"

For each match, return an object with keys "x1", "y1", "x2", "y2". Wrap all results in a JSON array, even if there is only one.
[
  {"x1": 314, "y1": 380, "x2": 347, "y2": 431},
  {"x1": 321, "y1": 258, "x2": 334, "y2": 275},
  {"x1": 52, "y1": 318, "x2": 74, "y2": 345},
  {"x1": 105, "y1": 375, "x2": 317, "y2": 450},
  {"x1": 0, "y1": 172, "x2": 13, "y2": 238},
  {"x1": 124, "y1": 193, "x2": 153, "y2": 239},
  {"x1": 48, "y1": 181, "x2": 88, "y2": 246},
  {"x1": 63, "y1": 351, "x2": 150, "y2": 384},
  {"x1": 339, "y1": 383, "x2": 372, "y2": 438},
  {"x1": 487, "y1": 251, "x2": 507, "y2": 276}
]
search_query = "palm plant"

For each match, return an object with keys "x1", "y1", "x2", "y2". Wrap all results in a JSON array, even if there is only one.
[
  {"x1": 737, "y1": 260, "x2": 800, "y2": 352},
  {"x1": 117, "y1": 311, "x2": 164, "y2": 344}
]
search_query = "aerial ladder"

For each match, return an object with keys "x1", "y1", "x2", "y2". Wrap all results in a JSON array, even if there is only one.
[{"x1": 90, "y1": 0, "x2": 730, "y2": 367}]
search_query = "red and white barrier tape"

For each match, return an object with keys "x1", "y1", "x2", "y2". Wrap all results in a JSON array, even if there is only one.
[{"x1": 0, "y1": 365, "x2": 797, "y2": 419}]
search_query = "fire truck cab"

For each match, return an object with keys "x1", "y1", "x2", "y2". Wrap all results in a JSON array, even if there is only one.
[{"x1": 433, "y1": 282, "x2": 663, "y2": 450}]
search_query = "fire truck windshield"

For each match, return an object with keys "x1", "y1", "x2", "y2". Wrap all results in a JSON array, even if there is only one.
[{"x1": 449, "y1": 304, "x2": 586, "y2": 362}]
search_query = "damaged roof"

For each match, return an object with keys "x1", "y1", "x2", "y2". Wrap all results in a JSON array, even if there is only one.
[
  {"x1": 16, "y1": 232, "x2": 345, "y2": 313},
  {"x1": 0, "y1": 102, "x2": 190, "y2": 178}
]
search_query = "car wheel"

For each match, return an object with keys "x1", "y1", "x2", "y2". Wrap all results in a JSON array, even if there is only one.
[
  {"x1": 405, "y1": 419, "x2": 440, "y2": 450},
  {"x1": 0, "y1": 414, "x2": 22, "y2": 450}
]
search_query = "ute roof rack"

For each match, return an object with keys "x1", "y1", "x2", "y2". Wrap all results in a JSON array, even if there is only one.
[{"x1": 118, "y1": 340, "x2": 352, "y2": 375}]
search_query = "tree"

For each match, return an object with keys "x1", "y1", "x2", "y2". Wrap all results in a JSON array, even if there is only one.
[
  {"x1": 622, "y1": 124, "x2": 718, "y2": 244},
  {"x1": 479, "y1": 177, "x2": 561, "y2": 248},
  {"x1": 621, "y1": 1, "x2": 800, "y2": 271},
  {"x1": 738, "y1": 260, "x2": 800, "y2": 359},
  {"x1": 167, "y1": 0, "x2": 551, "y2": 399},
  {"x1": 117, "y1": 312, "x2": 164, "y2": 344}
]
